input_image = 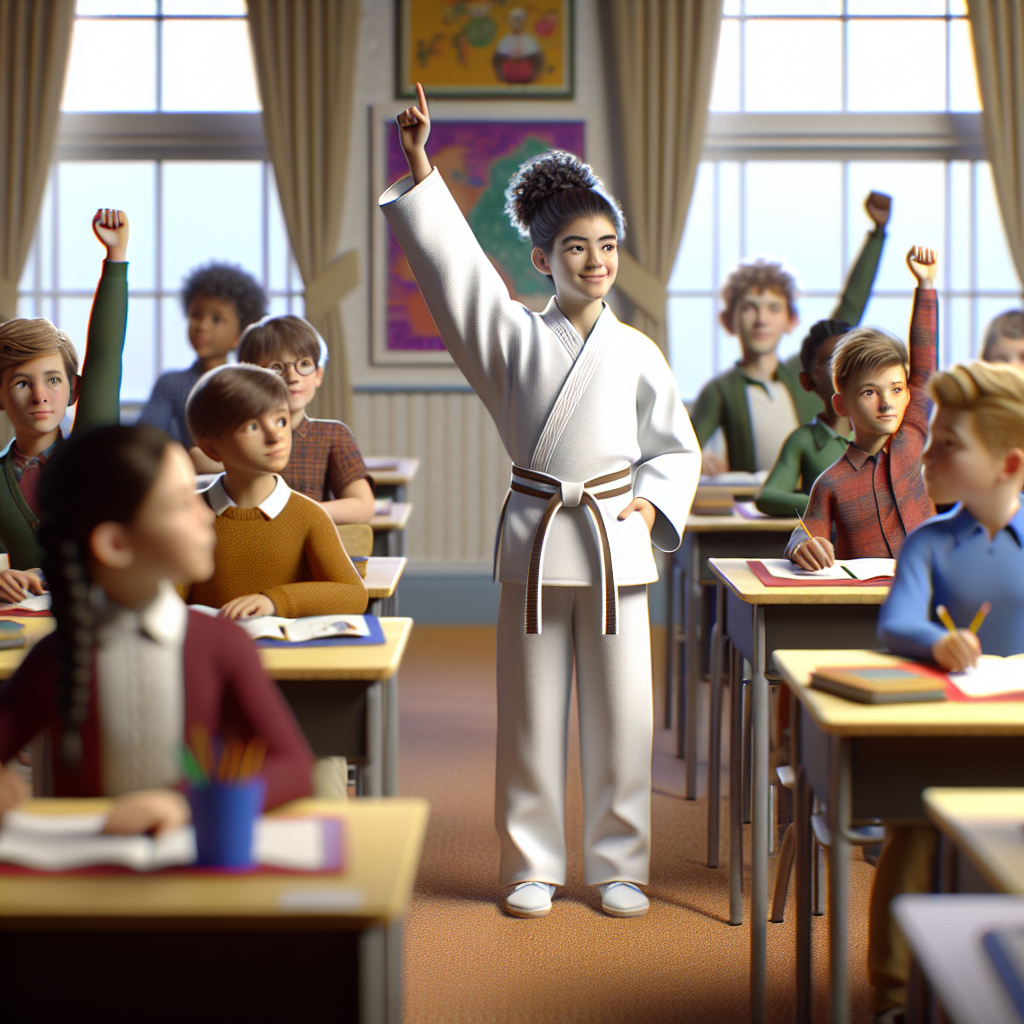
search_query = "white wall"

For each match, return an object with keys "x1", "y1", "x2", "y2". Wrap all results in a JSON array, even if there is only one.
[{"x1": 337, "y1": 0, "x2": 615, "y2": 560}]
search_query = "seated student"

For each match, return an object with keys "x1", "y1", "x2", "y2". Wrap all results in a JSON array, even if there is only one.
[
  {"x1": 0, "y1": 424, "x2": 313, "y2": 826},
  {"x1": 786, "y1": 247, "x2": 938, "y2": 568},
  {"x1": 0, "y1": 209, "x2": 130, "y2": 601},
  {"x1": 138, "y1": 262, "x2": 267, "y2": 470},
  {"x1": 755, "y1": 319, "x2": 853, "y2": 516},
  {"x1": 183, "y1": 364, "x2": 367, "y2": 618},
  {"x1": 980, "y1": 308, "x2": 1024, "y2": 368},
  {"x1": 870, "y1": 360, "x2": 1024, "y2": 1023},
  {"x1": 237, "y1": 315, "x2": 374, "y2": 524},
  {"x1": 694, "y1": 192, "x2": 891, "y2": 475}
]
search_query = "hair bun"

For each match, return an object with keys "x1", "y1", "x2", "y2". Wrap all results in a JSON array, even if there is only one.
[{"x1": 505, "y1": 150, "x2": 603, "y2": 239}]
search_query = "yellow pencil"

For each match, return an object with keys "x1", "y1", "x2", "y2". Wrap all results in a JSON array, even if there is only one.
[
  {"x1": 794, "y1": 508, "x2": 813, "y2": 542},
  {"x1": 935, "y1": 604, "x2": 957, "y2": 634},
  {"x1": 969, "y1": 601, "x2": 991, "y2": 634}
]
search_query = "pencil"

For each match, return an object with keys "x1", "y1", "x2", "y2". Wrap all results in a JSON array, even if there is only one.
[
  {"x1": 969, "y1": 601, "x2": 991, "y2": 634},
  {"x1": 936, "y1": 604, "x2": 957, "y2": 634},
  {"x1": 794, "y1": 508, "x2": 813, "y2": 541}
]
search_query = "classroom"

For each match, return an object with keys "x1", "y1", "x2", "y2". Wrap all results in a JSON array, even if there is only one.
[{"x1": 0, "y1": 1, "x2": 1023, "y2": 1022}]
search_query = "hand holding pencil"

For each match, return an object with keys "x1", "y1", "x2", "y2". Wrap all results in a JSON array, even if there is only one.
[
  {"x1": 930, "y1": 602, "x2": 987, "y2": 672},
  {"x1": 790, "y1": 509, "x2": 836, "y2": 571}
]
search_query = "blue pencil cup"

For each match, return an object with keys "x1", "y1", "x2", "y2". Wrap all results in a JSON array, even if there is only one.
[{"x1": 188, "y1": 777, "x2": 267, "y2": 869}]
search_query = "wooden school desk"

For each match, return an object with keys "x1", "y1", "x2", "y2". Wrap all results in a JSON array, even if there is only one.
[
  {"x1": 707, "y1": 561, "x2": 890, "y2": 1024},
  {"x1": 365, "y1": 556, "x2": 407, "y2": 616},
  {"x1": 774, "y1": 649, "x2": 1024, "y2": 1024},
  {"x1": 669, "y1": 512, "x2": 798, "y2": 784},
  {"x1": 364, "y1": 456, "x2": 420, "y2": 503},
  {"x1": 371, "y1": 502, "x2": 413, "y2": 557},
  {"x1": 923, "y1": 787, "x2": 1024, "y2": 895},
  {"x1": 0, "y1": 616, "x2": 414, "y2": 800},
  {"x1": 0, "y1": 796, "x2": 428, "y2": 1024}
]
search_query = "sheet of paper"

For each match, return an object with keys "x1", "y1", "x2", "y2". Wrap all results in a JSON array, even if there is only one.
[
  {"x1": 0, "y1": 592, "x2": 52, "y2": 613},
  {"x1": 758, "y1": 558, "x2": 895, "y2": 582},
  {"x1": 842, "y1": 558, "x2": 897, "y2": 580},
  {"x1": 949, "y1": 656, "x2": 1024, "y2": 698}
]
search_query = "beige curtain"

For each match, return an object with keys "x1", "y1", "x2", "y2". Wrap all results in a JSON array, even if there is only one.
[
  {"x1": 602, "y1": 0, "x2": 723, "y2": 353},
  {"x1": 969, "y1": 0, "x2": 1024, "y2": 293},
  {"x1": 0, "y1": 0, "x2": 75, "y2": 323},
  {"x1": 246, "y1": 0, "x2": 361, "y2": 423}
]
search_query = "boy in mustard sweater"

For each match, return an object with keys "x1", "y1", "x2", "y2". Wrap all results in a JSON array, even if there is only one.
[{"x1": 183, "y1": 364, "x2": 367, "y2": 618}]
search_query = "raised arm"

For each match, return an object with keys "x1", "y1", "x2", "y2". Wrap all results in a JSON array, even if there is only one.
[
  {"x1": 833, "y1": 192, "x2": 890, "y2": 325},
  {"x1": 396, "y1": 82, "x2": 433, "y2": 185},
  {"x1": 903, "y1": 245, "x2": 939, "y2": 439}
]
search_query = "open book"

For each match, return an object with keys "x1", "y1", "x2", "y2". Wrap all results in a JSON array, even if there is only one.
[
  {"x1": 190, "y1": 608, "x2": 371, "y2": 643},
  {"x1": 0, "y1": 592, "x2": 52, "y2": 615},
  {"x1": 949, "y1": 655, "x2": 1024, "y2": 698},
  {"x1": 759, "y1": 558, "x2": 896, "y2": 582},
  {"x1": 0, "y1": 810, "x2": 341, "y2": 873}
]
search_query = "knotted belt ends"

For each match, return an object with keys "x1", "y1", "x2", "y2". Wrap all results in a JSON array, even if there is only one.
[{"x1": 494, "y1": 464, "x2": 632, "y2": 636}]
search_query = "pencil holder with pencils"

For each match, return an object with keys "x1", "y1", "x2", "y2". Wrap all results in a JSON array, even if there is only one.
[{"x1": 181, "y1": 727, "x2": 268, "y2": 870}]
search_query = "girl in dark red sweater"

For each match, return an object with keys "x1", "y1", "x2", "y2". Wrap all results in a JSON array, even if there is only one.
[{"x1": 0, "y1": 424, "x2": 313, "y2": 833}]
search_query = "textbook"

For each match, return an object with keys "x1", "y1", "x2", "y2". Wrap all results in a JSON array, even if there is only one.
[
  {"x1": 0, "y1": 621, "x2": 25, "y2": 650},
  {"x1": 0, "y1": 810, "x2": 343, "y2": 873},
  {"x1": 758, "y1": 558, "x2": 896, "y2": 582},
  {"x1": 810, "y1": 665, "x2": 948, "y2": 704},
  {"x1": 190, "y1": 608, "x2": 371, "y2": 643}
]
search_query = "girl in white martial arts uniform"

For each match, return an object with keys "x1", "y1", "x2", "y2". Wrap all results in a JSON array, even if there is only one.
[{"x1": 382, "y1": 85, "x2": 700, "y2": 918}]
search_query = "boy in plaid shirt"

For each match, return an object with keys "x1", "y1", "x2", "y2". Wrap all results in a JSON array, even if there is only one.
[
  {"x1": 237, "y1": 315, "x2": 374, "y2": 524},
  {"x1": 786, "y1": 246, "x2": 938, "y2": 569}
]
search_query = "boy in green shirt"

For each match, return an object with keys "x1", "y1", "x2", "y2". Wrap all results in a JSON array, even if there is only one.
[
  {"x1": 0, "y1": 209, "x2": 129, "y2": 599},
  {"x1": 755, "y1": 318, "x2": 853, "y2": 516},
  {"x1": 692, "y1": 191, "x2": 890, "y2": 474}
]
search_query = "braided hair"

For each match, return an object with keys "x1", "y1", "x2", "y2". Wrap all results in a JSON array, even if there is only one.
[
  {"x1": 37, "y1": 424, "x2": 172, "y2": 769},
  {"x1": 799, "y1": 318, "x2": 851, "y2": 376},
  {"x1": 504, "y1": 150, "x2": 625, "y2": 253}
]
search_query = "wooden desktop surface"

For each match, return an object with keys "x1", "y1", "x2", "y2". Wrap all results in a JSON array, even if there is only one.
[
  {"x1": 363, "y1": 457, "x2": 419, "y2": 487},
  {"x1": 685, "y1": 512, "x2": 798, "y2": 533},
  {"x1": 709, "y1": 557, "x2": 891, "y2": 605},
  {"x1": 0, "y1": 797, "x2": 428, "y2": 928},
  {"x1": 774, "y1": 648, "x2": 1024, "y2": 737},
  {"x1": 923, "y1": 787, "x2": 1024, "y2": 895},
  {"x1": 0, "y1": 617, "x2": 413, "y2": 684},
  {"x1": 370, "y1": 502, "x2": 412, "y2": 532},
  {"x1": 364, "y1": 557, "x2": 406, "y2": 599},
  {"x1": 696, "y1": 483, "x2": 760, "y2": 500}
]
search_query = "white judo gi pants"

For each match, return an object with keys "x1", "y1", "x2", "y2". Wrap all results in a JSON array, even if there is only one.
[{"x1": 495, "y1": 582, "x2": 653, "y2": 887}]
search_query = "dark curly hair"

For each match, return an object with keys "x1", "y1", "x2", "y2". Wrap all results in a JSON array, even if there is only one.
[
  {"x1": 799, "y1": 318, "x2": 851, "y2": 375},
  {"x1": 504, "y1": 150, "x2": 625, "y2": 253},
  {"x1": 180, "y1": 262, "x2": 268, "y2": 331}
]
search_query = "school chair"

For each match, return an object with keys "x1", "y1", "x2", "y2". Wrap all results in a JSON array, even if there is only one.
[{"x1": 338, "y1": 524, "x2": 373, "y2": 577}]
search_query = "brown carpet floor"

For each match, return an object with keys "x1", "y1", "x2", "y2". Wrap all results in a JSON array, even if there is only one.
[{"x1": 399, "y1": 625, "x2": 875, "y2": 1023}]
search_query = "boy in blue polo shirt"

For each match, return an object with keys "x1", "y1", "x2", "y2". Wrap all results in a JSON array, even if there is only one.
[{"x1": 871, "y1": 359, "x2": 1024, "y2": 1023}]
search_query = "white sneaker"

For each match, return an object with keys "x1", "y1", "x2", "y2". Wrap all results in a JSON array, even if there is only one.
[
  {"x1": 505, "y1": 881, "x2": 556, "y2": 918},
  {"x1": 599, "y1": 881, "x2": 649, "y2": 918}
]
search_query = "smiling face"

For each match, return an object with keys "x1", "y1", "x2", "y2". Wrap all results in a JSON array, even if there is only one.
[
  {"x1": 203, "y1": 403, "x2": 292, "y2": 476},
  {"x1": 531, "y1": 214, "x2": 619, "y2": 307},
  {"x1": 835, "y1": 362, "x2": 910, "y2": 439},
  {"x1": 730, "y1": 289, "x2": 797, "y2": 358},
  {"x1": 0, "y1": 353, "x2": 78, "y2": 445},
  {"x1": 921, "y1": 406, "x2": 1008, "y2": 507},
  {"x1": 259, "y1": 347, "x2": 323, "y2": 416},
  {"x1": 187, "y1": 294, "x2": 242, "y2": 367}
]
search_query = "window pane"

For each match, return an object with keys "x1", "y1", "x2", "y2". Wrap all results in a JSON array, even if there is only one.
[
  {"x1": 62, "y1": 19, "x2": 156, "y2": 111},
  {"x1": 266, "y1": 166, "x2": 292, "y2": 293},
  {"x1": 161, "y1": 162, "x2": 263, "y2": 293},
  {"x1": 856, "y1": 294, "x2": 917, "y2": 340},
  {"x1": 669, "y1": 163, "x2": 714, "y2": 292},
  {"x1": 948, "y1": 160, "x2": 972, "y2": 292},
  {"x1": 745, "y1": 20, "x2": 842, "y2": 112},
  {"x1": 162, "y1": 0, "x2": 247, "y2": 12},
  {"x1": 723, "y1": 0, "x2": 740, "y2": 14},
  {"x1": 949, "y1": 19, "x2": 982, "y2": 112},
  {"x1": 75, "y1": 0, "x2": 157, "y2": 13},
  {"x1": 845, "y1": 162, "x2": 947, "y2": 292},
  {"x1": 55, "y1": 298, "x2": 92, "y2": 378},
  {"x1": 950, "y1": 0, "x2": 969, "y2": 13},
  {"x1": 161, "y1": 19, "x2": 260, "y2": 111},
  {"x1": 710, "y1": 17, "x2": 740, "y2": 112},
  {"x1": 745, "y1": 0, "x2": 841, "y2": 12},
  {"x1": 781, "y1": 296, "x2": 834, "y2": 362},
  {"x1": 947, "y1": 296, "x2": 972, "y2": 366},
  {"x1": 669, "y1": 297, "x2": 715, "y2": 401},
  {"x1": 57, "y1": 162, "x2": 156, "y2": 290},
  {"x1": 975, "y1": 164, "x2": 1021, "y2": 293},
  {"x1": 847, "y1": 0, "x2": 945, "y2": 12},
  {"x1": 745, "y1": 162, "x2": 842, "y2": 292},
  {"x1": 847, "y1": 20, "x2": 946, "y2": 111},
  {"x1": 717, "y1": 162, "x2": 743, "y2": 283},
  {"x1": 119, "y1": 297, "x2": 159, "y2": 403},
  {"x1": 161, "y1": 296, "x2": 194, "y2": 374}
]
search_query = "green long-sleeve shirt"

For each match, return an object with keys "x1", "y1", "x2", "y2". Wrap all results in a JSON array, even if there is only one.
[
  {"x1": 0, "y1": 260, "x2": 128, "y2": 570},
  {"x1": 692, "y1": 227, "x2": 886, "y2": 472},
  {"x1": 754, "y1": 416, "x2": 851, "y2": 517}
]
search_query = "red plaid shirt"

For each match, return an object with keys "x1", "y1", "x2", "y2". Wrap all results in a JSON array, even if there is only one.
[
  {"x1": 282, "y1": 417, "x2": 370, "y2": 502},
  {"x1": 786, "y1": 288, "x2": 937, "y2": 560}
]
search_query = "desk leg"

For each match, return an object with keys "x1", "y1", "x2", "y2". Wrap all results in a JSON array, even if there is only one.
[
  {"x1": 793, "y1": 693, "x2": 813, "y2": 1024},
  {"x1": 707, "y1": 581, "x2": 725, "y2": 868},
  {"x1": 750, "y1": 604, "x2": 769, "y2": 1024},
  {"x1": 664, "y1": 551, "x2": 678, "y2": 729},
  {"x1": 387, "y1": 917, "x2": 404, "y2": 1024},
  {"x1": 360, "y1": 925, "x2": 388, "y2": 1024},
  {"x1": 729, "y1": 640, "x2": 744, "y2": 926},
  {"x1": 384, "y1": 674, "x2": 399, "y2": 797},
  {"x1": 828, "y1": 735, "x2": 852, "y2": 1024},
  {"x1": 684, "y1": 535, "x2": 701, "y2": 798},
  {"x1": 365, "y1": 680, "x2": 384, "y2": 797},
  {"x1": 673, "y1": 549, "x2": 685, "y2": 755}
]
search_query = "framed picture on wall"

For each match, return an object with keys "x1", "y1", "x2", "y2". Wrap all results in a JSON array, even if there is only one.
[
  {"x1": 396, "y1": 0, "x2": 574, "y2": 99},
  {"x1": 372, "y1": 103, "x2": 588, "y2": 366}
]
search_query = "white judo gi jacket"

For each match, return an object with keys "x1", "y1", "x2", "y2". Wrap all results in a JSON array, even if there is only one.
[{"x1": 380, "y1": 170, "x2": 700, "y2": 630}]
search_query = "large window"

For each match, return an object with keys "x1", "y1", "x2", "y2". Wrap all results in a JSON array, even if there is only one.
[
  {"x1": 668, "y1": 1, "x2": 1022, "y2": 401},
  {"x1": 16, "y1": 1, "x2": 302, "y2": 407}
]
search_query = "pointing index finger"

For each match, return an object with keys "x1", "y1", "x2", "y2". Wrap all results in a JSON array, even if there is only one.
[{"x1": 416, "y1": 81, "x2": 428, "y2": 118}]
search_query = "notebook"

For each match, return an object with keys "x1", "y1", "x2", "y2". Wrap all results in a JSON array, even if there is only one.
[
  {"x1": 189, "y1": 608, "x2": 371, "y2": 643},
  {"x1": 759, "y1": 558, "x2": 896, "y2": 582},
  {"x1": 810, "y1": 665, "x2": 948, "y2": 704}
]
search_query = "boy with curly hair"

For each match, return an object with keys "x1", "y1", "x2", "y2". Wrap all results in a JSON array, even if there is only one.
[
  {"x1": 693, "y1": 192, "x2": 890, "y2": 474},
  {"x1": 138, "y1": 262, "x2": 267, "y2": 464}
]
